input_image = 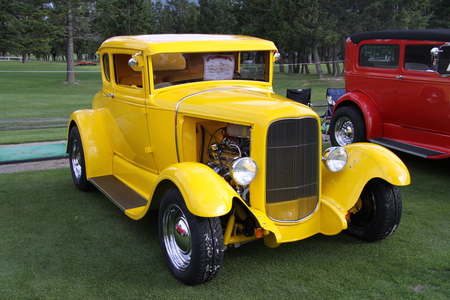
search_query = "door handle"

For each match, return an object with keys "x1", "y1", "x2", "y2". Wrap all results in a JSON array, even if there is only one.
[
  {"x1": 105, "y1": 92, "x2": 114, "y2": 98},
  {"x1": 396, "y1": 75, "x2": 403, "y2": 80}
]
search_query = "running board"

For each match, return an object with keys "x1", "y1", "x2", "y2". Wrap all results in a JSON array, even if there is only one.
[
  {"x1": 90, "y1": 175, "x2": 147, "y2": 211},
  {"x1": 370, "y1": 137, "x2": 445, "y2": 158}
]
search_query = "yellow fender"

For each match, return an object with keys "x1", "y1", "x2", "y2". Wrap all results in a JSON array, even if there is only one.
[
  {"x1": 321, "y1": 143, "x2": 410, "y2": 212},
  {"x1": 68, "y1": 109, "x2": 113, "y2": 178},
  {"x1": 156, "y1": 162, "x2": 238, "y2": 217}
]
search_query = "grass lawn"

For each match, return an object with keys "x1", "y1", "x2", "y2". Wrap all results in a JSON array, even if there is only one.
[
  {"x1": 0, "y1": 153, "x2": 449, "y2": 299},
  {"x1": 0, "y1": 61, "x2": 101, "y2": 144},
  {"x1": 0, "y1": 60, "x2": 342, "y2": 144}
]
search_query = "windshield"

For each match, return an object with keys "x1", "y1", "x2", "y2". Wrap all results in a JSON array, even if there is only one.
[{"x1": 151, "y1": 51, "x2": 270, "y2": 89}]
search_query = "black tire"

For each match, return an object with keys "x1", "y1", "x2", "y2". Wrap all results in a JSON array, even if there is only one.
[
  {"x1": 68, "y1": 126, "x2": 92, "y2": 191},
  {"x1": 330, "y1": 106, "x2": 366, "y2": 146},
  {"x1": 158, "y1": 188, "x2": 224, "y2": 285},
  {"x1": 346, "y1": 179, "x2": 402, "y2": 242}
]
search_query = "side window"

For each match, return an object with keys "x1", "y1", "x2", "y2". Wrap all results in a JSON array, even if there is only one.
[
  {"x1": 113, "y1": 53, "x2": 142, "y2": 87},
  {"x1": 359, "y1": 44, "x2": 400, "y2": 69},
  {"x1": 103, "y1": 54, "x2": 110, "y2": 82},
  {"x1": 404, "y1": 45, "x2": 435, "y2": 71}
]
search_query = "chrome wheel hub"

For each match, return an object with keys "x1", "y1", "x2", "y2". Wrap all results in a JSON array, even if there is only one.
[
  {"x1": 162, "y1": 204, "x2": 192, "y2": 271},
  {"x1": 335, "y1": 117, "x2": 354, "y2": 146},
  {"x1": 70, "y1": 140, "x2": 82, "y2": 179}
]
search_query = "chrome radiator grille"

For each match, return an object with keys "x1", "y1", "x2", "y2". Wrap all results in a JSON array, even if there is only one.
[{"x1": 266, "y1": 118, "x2": 319, "y2": 222}]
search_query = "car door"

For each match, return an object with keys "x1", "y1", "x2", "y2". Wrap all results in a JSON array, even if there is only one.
[
  {"x1": 398, "y1": 43, "x2": 450, "y2": 135},
  {"x1": 353, "y1": 42, "x2": 401, "y2": 125},
  {"x1": 105, "y1": 51, "x2": 158, "y2": 172}
]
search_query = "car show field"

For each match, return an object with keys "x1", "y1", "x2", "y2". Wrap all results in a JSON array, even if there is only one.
[{"x1": 0, "y1": 58, "x2": 448, "y2": 298}]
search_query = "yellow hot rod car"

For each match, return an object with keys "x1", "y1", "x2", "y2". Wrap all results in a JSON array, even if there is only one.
[{"x1": 67, "y1": 34, "x2": 410, "y2": 285}]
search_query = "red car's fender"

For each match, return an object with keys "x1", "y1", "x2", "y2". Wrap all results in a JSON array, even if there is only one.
[{"x1": 333, "y1": 91, "x2": 383, "y2": 140}]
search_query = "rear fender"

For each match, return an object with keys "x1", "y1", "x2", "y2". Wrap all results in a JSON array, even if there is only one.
[
  {"x1": 156, "y1": 162, "x2": 238, "y2": 217},
  {"x1": 68, "y1": 109, "x2": 113, "y2": 178},
  {"x1": 334, "y1": 92, "x2": 383, "y2": 139},
  {"x1": 322, "y1": 143, "x2": 410, "y2": 211}
]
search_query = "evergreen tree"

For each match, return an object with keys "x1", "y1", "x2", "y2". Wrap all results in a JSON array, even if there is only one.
[
  {"x1": 165, "y1": 0, "x2": 199, "y2": 33},
  {"x1": 427, "y1": 0, "x2": 450, "y2": 29},
  {"x1": 95, "y1": 0, "x2": 151, "y2": 38},
  {"x1": 1, "y1": 0, "x2": 57, "y2": 63},
  {"x1": 198, "y1": 0, "x2": 237, "y2": 34}
]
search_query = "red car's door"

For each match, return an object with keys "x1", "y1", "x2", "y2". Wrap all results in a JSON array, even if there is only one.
[{"x1": 398, "y1": 44, "x2": 450, "y2": 135}]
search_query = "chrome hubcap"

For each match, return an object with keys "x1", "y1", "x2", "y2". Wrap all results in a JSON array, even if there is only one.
[
  {"x1": 70, "y1": 140, "x2": 82, "y2": 179},
  {"x1": 162, "y1": 204, "x2": 192, "y2": 271},
  {"x1": 335, "y1": 117, "x2": 354, "y2": 146}
]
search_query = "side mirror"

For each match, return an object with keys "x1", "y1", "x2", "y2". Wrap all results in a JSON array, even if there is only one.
[
  {"x1": 274, "y1": 52, "x2": 280, "y2": 62},
  {"x1": 128, "y1": 57, "x2": 138, "y2": 68},
  {"x1": 430, "y1": 47, "x2": 443, "y2": 57},
  {"x1": 128, "y1": 51, "x2": 143, "y2": 69}
]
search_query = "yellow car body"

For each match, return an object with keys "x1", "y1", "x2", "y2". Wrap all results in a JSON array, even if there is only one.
[{"x1": 67, "y1": 34, "x2": 410, "y2": 285}]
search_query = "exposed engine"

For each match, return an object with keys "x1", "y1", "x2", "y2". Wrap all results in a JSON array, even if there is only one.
[{"x1": 202, "y1": 123, "x2": 251, "y2": 203}]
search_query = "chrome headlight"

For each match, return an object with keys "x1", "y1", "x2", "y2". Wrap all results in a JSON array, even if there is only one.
[
  {"x1": 230, "y1": 157, "x2": 258, "y2": 186},
  {"x1": 322, "y1": 147, "x2": 348, "y2": 172}
]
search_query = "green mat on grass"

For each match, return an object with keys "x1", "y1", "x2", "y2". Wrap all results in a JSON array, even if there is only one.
[{"x1": 0, "y1": 143, "x2": 67, "y2": 163}]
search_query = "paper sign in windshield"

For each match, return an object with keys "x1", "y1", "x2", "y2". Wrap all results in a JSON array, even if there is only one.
[{"x1": 204, "y1": 55, "x2": 234, "y2": 80}]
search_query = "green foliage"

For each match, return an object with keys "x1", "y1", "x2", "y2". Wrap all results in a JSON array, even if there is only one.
[
  {"x1": 1, "y1": 0, "x2": 58, "y2": 61},
  {"x1": 0, "y1": 0, "x2": 446, "y2": 79},
  {"x1": 165, "y1": 0, "x2": 199, "y2": 33},
  {"x1": 198, "y1": 0, "x2": 237, "y2": 34},
  {"x1": 94, "y1": 0, "x2": 152, "y2": 38}
]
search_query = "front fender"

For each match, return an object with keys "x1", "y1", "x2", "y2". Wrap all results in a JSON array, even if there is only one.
[
  {"x1": 322, "y1": 143, "x2": 410, "y2": 211},
  {"x1": 156, "y1": 162, "x2": 238, "y2": 217},
  {"x1": 68, "y1": 109, "x2": 113, "y2": 178}
]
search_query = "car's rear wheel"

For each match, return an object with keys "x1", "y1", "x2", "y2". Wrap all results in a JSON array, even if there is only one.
[
  {"x1": 330, "y1": 106, "x2": 366, "y2": 146},
  {"x1": 158, "y1": 188, "x2": 224, "y2": 285},
  {"x1": 346, "y1": 179, "x2": 402, "y2": 242},
  {"x1": 68, "y1": 126, "x2": 92, "y2": 191}
]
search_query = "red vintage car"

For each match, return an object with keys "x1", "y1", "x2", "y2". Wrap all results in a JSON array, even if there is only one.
[{"x1": 330, "y1": 29, "x2": 450, "y2": 159}]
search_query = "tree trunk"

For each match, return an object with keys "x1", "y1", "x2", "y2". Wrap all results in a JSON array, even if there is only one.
[
  {"x1": 288, "y1": 53, "x2": 294, "y2": 73},
  {"x1": 66, "y1": 7, "x2": 76, "y2": 83},
  {"x1": 332, "y1": 44, "x2": 340, "y2": 77},
  {"x1": 279, "y1": 53, "x2": 285, "y2": 73},
  {"x1": 313, "y1": 39, "x2": 324, "y2": 79},
  {"x1": 293, "y1": 51, "x2": 300, "y2": 73},
  {"x1": 21, "y1": 53, "x2": 27, "y2": 63}
]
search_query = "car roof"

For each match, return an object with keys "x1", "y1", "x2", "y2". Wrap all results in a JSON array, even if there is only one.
[
  {"x1": 350, "y1": 29, "x2": 450, "y2": 44},
  {"x1": 99, "y1": 34, "x2": 278, "y2": 54}
]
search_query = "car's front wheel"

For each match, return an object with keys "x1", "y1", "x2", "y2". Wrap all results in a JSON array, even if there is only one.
[
  {"x1": 68, "y1": 126, "x2": 92, "y2": 191},
  {"x1": 158, "y1": 188, "x2": 224, "y2": 285},
  {"x1": 346, "y1": 179, "x2": 402, "y2": 242},
  {"x1": 330, "y1": 106, "x2": 366, "y2": 146}
]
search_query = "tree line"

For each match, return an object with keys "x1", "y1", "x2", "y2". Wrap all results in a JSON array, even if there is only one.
[{"x1": 1, "y1": 0, "x2": 447, "y2": 81}]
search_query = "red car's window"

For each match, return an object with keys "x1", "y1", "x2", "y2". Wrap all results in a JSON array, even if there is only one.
[
  {"x1": 404, "y1": 45, "x2": 436, "y2": 71},
  {"x1": 359, "y1": 44, "x2": 400, "y2": 69}
]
